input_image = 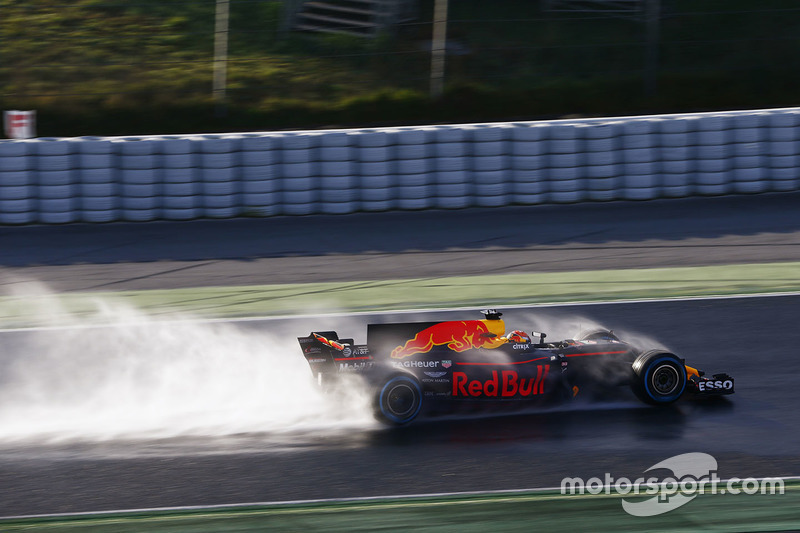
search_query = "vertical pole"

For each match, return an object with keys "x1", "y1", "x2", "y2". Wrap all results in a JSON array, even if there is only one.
[
  {"x1": 430, "y1": 0, "x2": 449, "y2": 99},
  {"x1": 644, "y1": 0, "x2": 660, "y2": 96},
  {"x1": 213, "y1": 0, "x2": 230, "y2": 117}
]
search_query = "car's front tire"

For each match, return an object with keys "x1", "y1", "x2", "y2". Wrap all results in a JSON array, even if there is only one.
[
  {"x1": 375, "y1": 375, "x2": 423, "y2": 425},
  {"x1": 631, "y1": 350, "x2": 687, "y2": 405}
]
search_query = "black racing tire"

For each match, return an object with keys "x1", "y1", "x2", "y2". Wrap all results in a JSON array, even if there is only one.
[
  {"x1": 375, "y1": 375, "x2": 423, "y2": 425},
  {"x1": 577, "y1": 329, "x2": 622, "y2": 342},
  {"x1": 631, "y1": 350, "x2": 687, "y2": 405}
]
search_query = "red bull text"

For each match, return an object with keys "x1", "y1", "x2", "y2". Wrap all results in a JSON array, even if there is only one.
[{"x1": 453, "y1": 367, "x2": 550, "y2": 397}]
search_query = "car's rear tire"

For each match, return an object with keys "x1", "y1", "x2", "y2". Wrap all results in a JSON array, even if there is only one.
[
  {"x1": 375, "y1": 375, "x2": 423, "y2": 425},
  {"x1": 631, "y1": 350, "x2": 687, "y2": 405},
  {"x1": 578, "y1": 329, "x2": 621, "y2": 342}
]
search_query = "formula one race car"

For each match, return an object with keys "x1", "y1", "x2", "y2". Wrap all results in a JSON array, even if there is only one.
[{"x1": 298, "y1": 310, "x2": 734, "y2": 425}]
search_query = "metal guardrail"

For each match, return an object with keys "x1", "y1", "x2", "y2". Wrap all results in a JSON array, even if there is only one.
[{"x1": 0, "y1": 107, "x2": 798, "y2": 224}]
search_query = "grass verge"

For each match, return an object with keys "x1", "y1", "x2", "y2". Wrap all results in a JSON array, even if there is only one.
[
  {"x1": 1, "y1": 482, "x2": 798, "y2": 532},
  {"x1": 0, "y1": 262, "x2": 798, "y2": 327}
]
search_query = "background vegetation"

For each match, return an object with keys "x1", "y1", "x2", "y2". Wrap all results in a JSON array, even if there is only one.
[{"x1": 1, "y1": 0, "x2": 799, "y2": 136}]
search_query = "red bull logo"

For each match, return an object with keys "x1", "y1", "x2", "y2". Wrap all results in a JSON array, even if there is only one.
[
  {"x1": 313, "y1": 333, "x2": 345, "y2": 351},
  {"x1": 390, "y1": 320, "x2": 506, "y2": 359},
  {"x1": 453, "y1": 367, "x2": 550, "y2": 397}
]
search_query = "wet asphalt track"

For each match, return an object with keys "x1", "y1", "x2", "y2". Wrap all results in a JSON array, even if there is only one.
[
  {"x1": 1, "y1": 296, "x2": 800, "y2": 516},
  {"x1": 1, "y1": 192, "x2": 799, "y2": 292},
  {"x1": 0, "y1": 193, "x2": 799, "y2": 516}
]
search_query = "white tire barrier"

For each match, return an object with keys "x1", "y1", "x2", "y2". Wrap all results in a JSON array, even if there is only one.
[{"x1": 0, "y1": 108, "x2": 799, "y2": 224}]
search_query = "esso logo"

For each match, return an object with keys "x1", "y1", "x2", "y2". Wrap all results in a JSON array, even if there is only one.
[{"x1": 698, "y1": 380, "x2": 733, "y2": 391}]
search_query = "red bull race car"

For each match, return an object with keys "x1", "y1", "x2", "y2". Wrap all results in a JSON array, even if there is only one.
[{"x1": 298, "y1": 310, "x2": 734, "y2": 425}]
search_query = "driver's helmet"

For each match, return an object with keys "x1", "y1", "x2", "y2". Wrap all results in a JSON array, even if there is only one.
[{"x1": 506, "y1": 330, "x2": 531, "y2": 344}]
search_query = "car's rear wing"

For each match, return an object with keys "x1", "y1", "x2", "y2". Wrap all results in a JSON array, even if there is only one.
[{"x1": 297, "y1": 331, "x2": 370, "y2": 380}]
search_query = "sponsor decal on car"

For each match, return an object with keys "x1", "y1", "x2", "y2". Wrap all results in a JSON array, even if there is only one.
[
  {"x1": 442, "y1": 360, "x2": 452, "y2": 368},
  {"x1": 422, "y1": 370, "x2": 451, "y2": 384},
  {"x1": 452, "y1": 367, "x2": 550, "y2": 397},
  {"x1": 307, "y1": 358, "x2": 328, "y2": 364},
  {"x1": 338, "y1": 361, "x2": 373, "y2": 372},
  {"x1": 512, "y1": 344, "x2": 531, "y2": 350},
  {"x1": 697, "y1": 379, "x2": 733, "y2": 391},
  {"x1": 392, "y1": 360, "x2": 440, "y2": 368},
  {"x1": 391, "y1": 320, "x2": 507, "y2": 358}
]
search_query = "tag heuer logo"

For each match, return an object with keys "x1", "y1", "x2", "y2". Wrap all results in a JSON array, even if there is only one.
[{"x1": 441, "y1": 360, "x2": 452, "y2": 368}]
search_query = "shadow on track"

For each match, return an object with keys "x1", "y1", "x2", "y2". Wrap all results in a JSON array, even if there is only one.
[{"x1": 369, "y1": 399, "x2": 731, "y2": 449}]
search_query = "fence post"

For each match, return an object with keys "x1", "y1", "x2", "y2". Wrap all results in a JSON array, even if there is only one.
[
  {"x1": 430, "y1": 0, "x2": 449, "y2": 99},
  {"x1": 213, "y1": 0, "x2": 230, "y2": 117}
]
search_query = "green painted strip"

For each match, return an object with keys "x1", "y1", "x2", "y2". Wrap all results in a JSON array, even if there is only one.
[
  {"x1": 2, "y1": 483, "x2": 799, "y2": 532},
  {"x1": 1, "y1": 262, "x2": 799, "y2": 328}
]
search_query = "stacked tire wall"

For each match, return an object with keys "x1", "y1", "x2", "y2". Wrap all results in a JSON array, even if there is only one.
[{"x1": 0, "y1": 107, "x2": 798, "y2": 224}]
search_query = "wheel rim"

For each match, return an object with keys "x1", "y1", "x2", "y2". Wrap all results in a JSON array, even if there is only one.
[
  {"x1": 650, "y1": 364, "x2": 680, "y2": 396},
  {"x1": 386, "y1": 383, "x2": 416, "y2": 416}
]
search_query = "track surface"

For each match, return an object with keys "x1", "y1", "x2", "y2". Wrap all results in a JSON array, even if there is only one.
[
  {"x1": 1, "y1": 194, "x2": 799, "y2": 517},
  {"x1": 1, "y1": 296, "x2": 799, "y2": 517},
  {"x1": 1, "y1": 193, "x2": 799, "y2": 291}
]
